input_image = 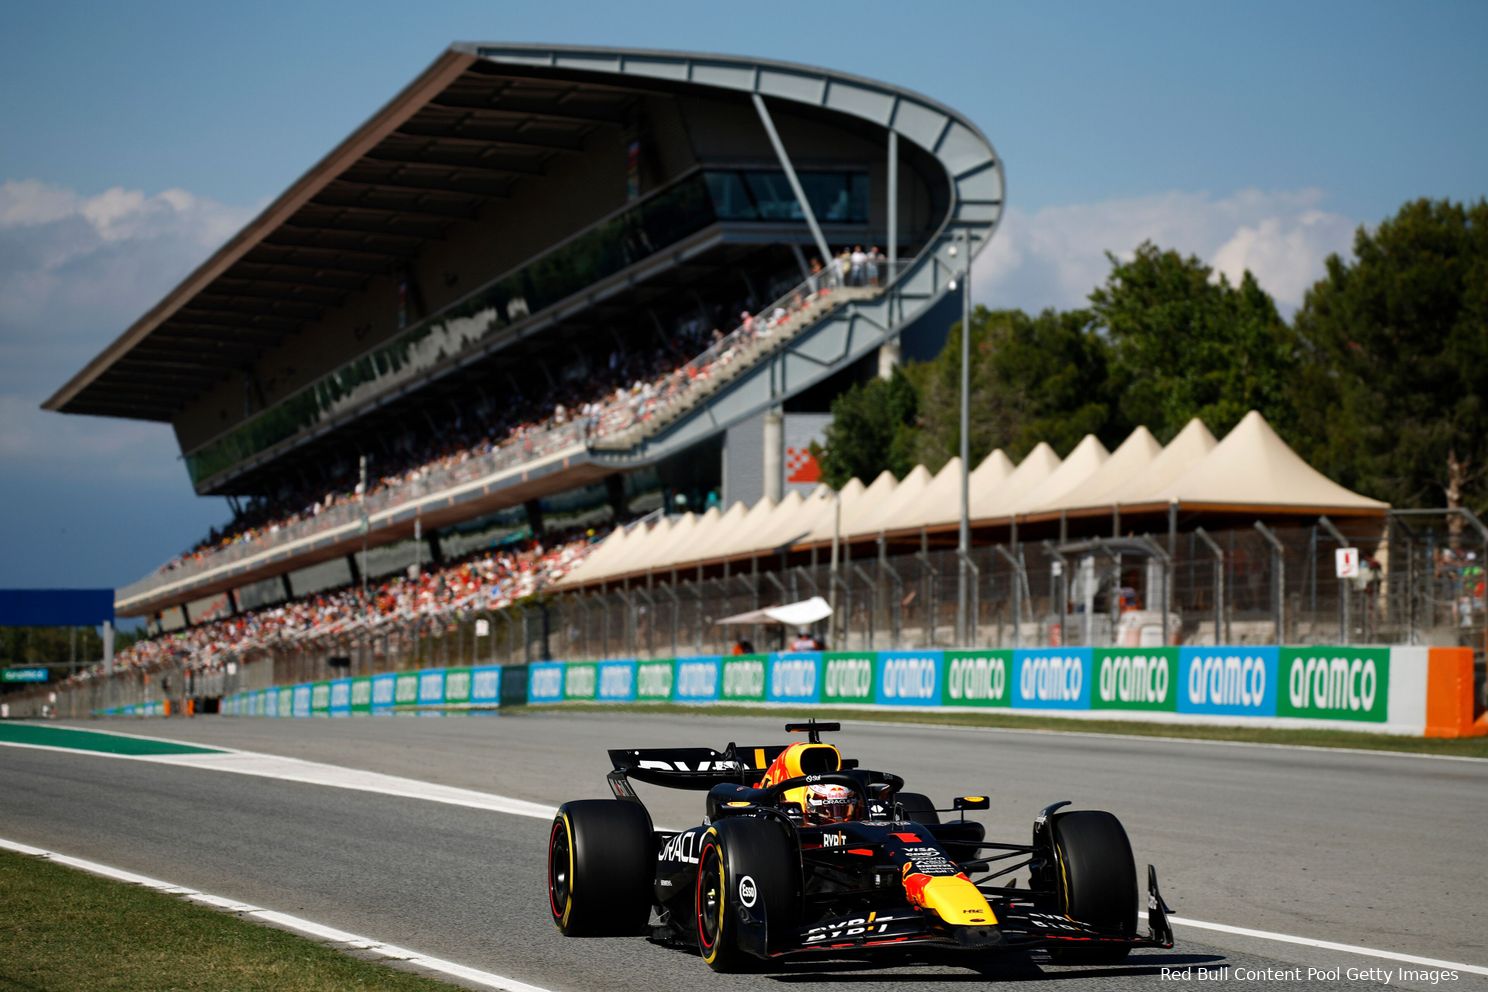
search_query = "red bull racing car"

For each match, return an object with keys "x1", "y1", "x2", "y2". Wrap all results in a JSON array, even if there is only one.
[{"x1": 545, "y1": 720, "x2": 1173, "y2": 971}]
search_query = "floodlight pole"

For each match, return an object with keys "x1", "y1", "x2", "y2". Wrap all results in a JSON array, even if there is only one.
[
  {"x1": 956, "y1": 225, "x2": 972, "y2": 645},
  {"x1": 359, "y1": 455, "x2": 370, "y2": 605}
]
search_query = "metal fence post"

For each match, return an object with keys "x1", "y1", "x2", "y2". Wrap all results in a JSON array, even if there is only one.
[
  {"x1": 1254, "y1": 521, "x2": 1286, "y2": 644},
  {"x1": 1194, "y1": 527, "x2": 1226, "y2": 645},
  {"x1": 992, "y1": 544, "x2": 1023, "y2": 648},
  {"x1": 955, "y1": 549, "x2": 980, "y2": 647}
]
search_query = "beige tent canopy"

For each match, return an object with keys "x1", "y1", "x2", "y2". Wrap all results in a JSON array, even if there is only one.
[{"x1": 554, "y1": 411, "x2": 1387, "y2": 589}]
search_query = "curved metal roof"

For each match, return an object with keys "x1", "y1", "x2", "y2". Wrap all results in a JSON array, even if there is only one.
[{"x1": 44, "y1": 43, "x2": 1003, "y2": 424}]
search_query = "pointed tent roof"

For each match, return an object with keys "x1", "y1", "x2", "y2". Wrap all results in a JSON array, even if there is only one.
[
  {"x1": 1094, "y1": 418, "x2": 1218, "y2": 508},
  {"x1": 681, "y1": 500, "x2": 751, "y2": 565},
  {"x1": 749, "y1": 490, "x2": 815, "y2": 552},
  {"x1": 971, "y1": 449, "x2": 1015, "y2": 491},
  {"x1": 627, "y1": 513, "x2": 699, "y2": 575},
  {"x1": 803, "y1": 477, "x2": 867, "y2": 543},
  {"x1": 895, "y1": 456, "x2": 965, "y2": 531},
  {"x1": 840, "y1": 471, "x2": 898, "y2": 534},
  {"x1": 1151, "y1": 411, "x2": 1389, "y2": 511},
  {"x1": 705, "y1": 495, "x2": 780, "y2": 560},
  {"x1": 851, "y1": 464, "x2": 933, "y2": 537},
  {"x1": 555, "y1": 514, "x2": 655, "y2": 585},
  {"x1": 1028, "y1": 427, "x2": 1161, "y2": 514},
  {"x1": 970, "y1": 442, "x2": 1061, "y2": 520},
  {"x1": 1012, "y1": 435, "x2": 1109, "y2": 515}
]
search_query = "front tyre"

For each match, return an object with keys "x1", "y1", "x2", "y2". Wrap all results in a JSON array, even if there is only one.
[
  {"x1": 1047, "y1": 810, "x2": 1136, "y2": 963},
  {"x1": 547, "y1": 799, "x2": 653, "y2": 936},
  {"x1": 696, "y1": 819, "x2": 800, "y2": 973}
]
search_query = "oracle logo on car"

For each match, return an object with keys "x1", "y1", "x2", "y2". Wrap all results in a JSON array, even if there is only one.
[
  {"x1": 877, "y1": 652, "x2": 941, "y2": 705},
  {"x1": 1013, "y1": 650, "x2": 1090, "y2": 710},
  {"x1": 943, "y1": 651, "x2": 1010, "y2": 707},
  {"x1": 1177, "y1": 647, "x2": 1277, "y2": 716}
]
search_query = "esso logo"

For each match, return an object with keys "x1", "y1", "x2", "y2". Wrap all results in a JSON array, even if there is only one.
[{"x1": 738, "y1": 875, "x2": 758, "y2": 907}]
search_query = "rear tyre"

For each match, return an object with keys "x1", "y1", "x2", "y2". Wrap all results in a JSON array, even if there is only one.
[
  {"x1": 696, "y1": 818, "x2": 800, "y2": 973},
  {"x1": 547, "y1": 799, "x2": 653, "y2": 936},
  {"x1": 897, "y1": 791, "x2": 940, "y2": 824},
  {"x1": 1047, "y1": 810, "x2": 1136, "y2": 963}
]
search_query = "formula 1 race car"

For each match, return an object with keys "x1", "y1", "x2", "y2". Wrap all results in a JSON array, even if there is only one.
[{"x1": 545, "y1": 720, "x2": 1173, "y2": 971}]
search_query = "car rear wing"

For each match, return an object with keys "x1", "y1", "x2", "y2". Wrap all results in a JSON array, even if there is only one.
[{"x1": 606, "y1": 745, "x2": 790, "y2": 791}]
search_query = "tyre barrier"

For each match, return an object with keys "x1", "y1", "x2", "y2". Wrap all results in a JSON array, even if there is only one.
[{"x1": 104, "y1": 646, "x2": 1486, "y2": 738}]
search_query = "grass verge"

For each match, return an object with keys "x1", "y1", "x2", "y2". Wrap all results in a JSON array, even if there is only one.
[
  {"x1": 518, "y1": 702, "x2": 1488, "y2": 758},
  {"x1": 0, "y1": 848, "x2": 460, "y2": 992}
]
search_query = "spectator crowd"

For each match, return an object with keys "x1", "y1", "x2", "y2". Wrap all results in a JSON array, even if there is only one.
[
  {"x1": 157, "y1": 256, "x2": 862, "y2": 579},
  {"x1": 70, "y1": 532, "x2": 599, "y2": 690}
]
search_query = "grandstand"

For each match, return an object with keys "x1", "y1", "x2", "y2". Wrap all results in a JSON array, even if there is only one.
[{"x1": 46, "y1": 43, "x2": 1003, "y2": 633}]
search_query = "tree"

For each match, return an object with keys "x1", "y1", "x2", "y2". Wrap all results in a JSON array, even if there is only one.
[
  {"x1": 1291, "y1": 198, "x2": 1488, "y2": 518},
  {"x1": 912, "y1": 307, "x2": 1116, "y2": 469},
  {"x1": 812, "y1": 366, "x2": 919, "y2": 488},
  {"x1": 1089, "y1": 242, "x2": 1298, "y2": 442}
]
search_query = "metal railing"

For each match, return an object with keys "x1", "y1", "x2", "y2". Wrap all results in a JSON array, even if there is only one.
[{"x1": 14, "y1": 510, "x2": 1488, "y2": 720}]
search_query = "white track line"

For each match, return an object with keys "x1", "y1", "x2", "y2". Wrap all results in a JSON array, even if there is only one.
[
  {"x1": 0, "y1": 740, "x2": 557, "y2": 820},
  {"x1": 0, "y1": 837, "x2": 555, "y2": 992},
  {"x1": 1138, "y1": 912, "x2": 1488, "y2": 977}
]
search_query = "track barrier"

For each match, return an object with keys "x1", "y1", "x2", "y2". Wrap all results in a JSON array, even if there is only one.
[{"x1": 105, "y1": 646, "x2": 1484, "y2": 738}]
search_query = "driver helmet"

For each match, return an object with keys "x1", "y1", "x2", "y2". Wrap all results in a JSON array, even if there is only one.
[{"x1": 803, "y1": 782, "x2": 859, "y2": 825}]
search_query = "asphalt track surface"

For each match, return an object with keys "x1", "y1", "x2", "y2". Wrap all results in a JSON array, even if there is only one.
[{"x1": 3, "y1": 712, "x2": 1485, "y2": 992}]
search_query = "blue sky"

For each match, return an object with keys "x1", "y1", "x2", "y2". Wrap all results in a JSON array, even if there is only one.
[{"x1": 2, "y1": 0, "x2": 1486, "y2": 592}]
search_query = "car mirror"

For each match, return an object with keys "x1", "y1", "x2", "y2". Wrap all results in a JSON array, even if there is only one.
[{"x1": 953, "y1": 795, "x2": 990, "y2": 811}]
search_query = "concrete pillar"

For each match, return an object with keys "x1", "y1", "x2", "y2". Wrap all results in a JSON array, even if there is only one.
[
  {"x1": 763, "y1": 407, "x2": 784, "y2": 503},
  {"x1": 877, "y1": 336, "x2": 901, "y2": 379}
]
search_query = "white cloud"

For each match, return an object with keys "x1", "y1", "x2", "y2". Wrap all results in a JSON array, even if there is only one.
[
  {"x1": 0, "y1": 178, "x2": 254, "y2": 583},
  {"x1": 974, "y1": 188, "x2": 1358, "y2": 313}
]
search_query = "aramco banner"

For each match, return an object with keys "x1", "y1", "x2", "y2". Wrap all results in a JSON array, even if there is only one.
[{"x1": 169, "y1": 645, "x2": 1467, "y2": 736}]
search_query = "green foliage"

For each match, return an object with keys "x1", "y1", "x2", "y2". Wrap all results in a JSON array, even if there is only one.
[
  {"x1": 811, "y1": 198, "x2": 1485, "y2": 514},
  {"x1": 1089, "y1": 242, "x2": 1298, "y2": 442},
  {"x1": 912, "y1": 307, "x2": 1116, "y2": 469},
  {"x1": 1291, "y1": 198, "x2": 1488, "y2": 509},
  {"x1": 812, "y1": 366, "x2": 919, "y2": 488}
]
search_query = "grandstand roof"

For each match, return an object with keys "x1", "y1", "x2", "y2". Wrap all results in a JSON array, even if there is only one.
[{"x1": 45, "y1": 43, "x2": 1001, "y2": 426}]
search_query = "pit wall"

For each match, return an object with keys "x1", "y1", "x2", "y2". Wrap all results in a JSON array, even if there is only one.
[{"x1": 111, "y1": 646, "x2": 1484, "y2": 739}]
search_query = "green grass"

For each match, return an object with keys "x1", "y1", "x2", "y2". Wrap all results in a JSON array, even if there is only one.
[
  {"x1": 519, "y1": 702, "x2": 1488, "y2": 758},
  {"x1": 0, "y1": 848, "x2": 462, "y2": 992}
]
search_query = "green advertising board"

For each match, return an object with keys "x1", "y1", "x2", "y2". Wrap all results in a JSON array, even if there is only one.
[
  {"x1": 394, "y1": 674, "x2": 419, "y2": 706},
  {"x1": 636, "y1": 660, "x2": 674, "y2": 701},
  {"x1": 444, "y1": 667, "x2": 472, "y2": 705},
  {"x1": 720, "y1": 655, "x2": 767, "y2": 702},
  {"x1": 277, "y1": 687, "x2": 292, "y2": 716},
  {"x1": 821, "y1": 653, "x2": 875, "y2": 704},
  {"x1": 942, "y1": 651, "x2": 1013, "y2": 707},
  {"x1": 1092, "y1": 648, "x2": 1179, "y2": 711},
  {"x1": 1278, "y1": 647, "x2": 1388, "y2": 722},
  {"x1": 310, "y1": 681, "x2": 331, "y2": 713},
  {"x1": 564, "y1": 662, "x2": 597, "y2": 701},
  {"x1": 350, "y1": 677, "x2": 373, "y2": 713}
]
